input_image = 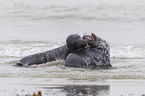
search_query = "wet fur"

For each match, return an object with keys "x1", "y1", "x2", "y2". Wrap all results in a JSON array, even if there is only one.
[
  {"x1": 66, "y1": 33, "x2": 112, "y2": 68},
  {"x1": 16, "y1": 45, "x2": 69, "y2": 67}
]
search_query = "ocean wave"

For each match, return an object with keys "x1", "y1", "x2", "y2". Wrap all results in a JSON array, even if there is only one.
[
  {"x1": 111, "y1": 45, "x2": 145, "y2": 59},
  {"x1": 0, "y1": 40, "x2": 64, "y2": 58},
  {"x1": 0, "y1": 40, "x2": 144, "y2": 59}
]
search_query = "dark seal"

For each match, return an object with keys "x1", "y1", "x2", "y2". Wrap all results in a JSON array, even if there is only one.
[
  {"x1": 66, "y1": 33, "x2": 112, "y2": 68},
  {"x1": 16, "y1": 45, "x2": 70, "y2": 67},
  {"x1": 16, "y1": 33, "x2": 111, "y2": 68},
  {"x1": 16, "y1": 34, "x2": 87, "y2": 67},
  {"x1": 83, "y1": 33, "x2": 111, "y2": 66}
]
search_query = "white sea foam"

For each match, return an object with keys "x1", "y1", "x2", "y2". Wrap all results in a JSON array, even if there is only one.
[
  {"x1": 0, "y1": 41, "x2": 144, "y2": 59},
  {"x1": 111, "y1": 45, "x2": 145, "y2": 59},
  {"x1": 0, "y1": 41, "x2": 63, "y2": 58}
]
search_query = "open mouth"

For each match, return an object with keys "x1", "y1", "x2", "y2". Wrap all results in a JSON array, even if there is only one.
[{"x1": 86, "y1": 35, "x2": 94, "y2": 41}]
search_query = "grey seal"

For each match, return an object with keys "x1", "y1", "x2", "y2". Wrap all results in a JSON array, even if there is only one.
[
  {"x1": 16, "y1": 45, "x2": 70, "y2": 67},
  {"x1": 66, "y1": 33, "x2": 112, "y2": 68},
  {"x1": 16, "y1": 33, "x2": 111, "y2": 68}
]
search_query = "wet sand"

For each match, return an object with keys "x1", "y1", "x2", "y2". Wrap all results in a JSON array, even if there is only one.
[{"x1": 0, "y1": 78, "x2": 145, "y2": 96}]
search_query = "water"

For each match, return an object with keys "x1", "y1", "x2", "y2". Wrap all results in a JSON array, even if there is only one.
[{"x1": 0, "y1": 0, "x2": 145, "y2": 95}]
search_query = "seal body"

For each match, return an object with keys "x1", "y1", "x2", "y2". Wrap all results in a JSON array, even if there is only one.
[
  {"x1": 16, "y1": 45, "x2": 69, "y2": 66},
  {"x1": 16, "y1": 34, "x2": 87, "y2": 67},
  {"x1": 83, "y1": 33, "x2": 111, "y2": 67},
  {"x1": 66, "y1": 33, "x2": 112, "y2": 68},
  {"x1": 66, "y1": 48, "x2": 111, "y2": 68}
]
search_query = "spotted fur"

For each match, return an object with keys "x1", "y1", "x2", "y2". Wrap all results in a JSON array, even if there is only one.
[{"x1": 66, "y1": 33, "x2": 112, "y2": 68}]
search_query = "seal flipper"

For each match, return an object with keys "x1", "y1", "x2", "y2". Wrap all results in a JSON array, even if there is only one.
[
  {"x1": 15, "y1": 45, "x2": 69, "y2": 67},
  {"x1": 16, "y1": 63, "x2": 23, "y2": 66},
  {"x1": 12, "y1": 62, "x2": 23, "y2": 67}
]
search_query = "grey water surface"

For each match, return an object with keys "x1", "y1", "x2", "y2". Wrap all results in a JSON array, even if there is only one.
[{"x1": 0, "y1": 0, "x2": 145, "y2": 95}]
